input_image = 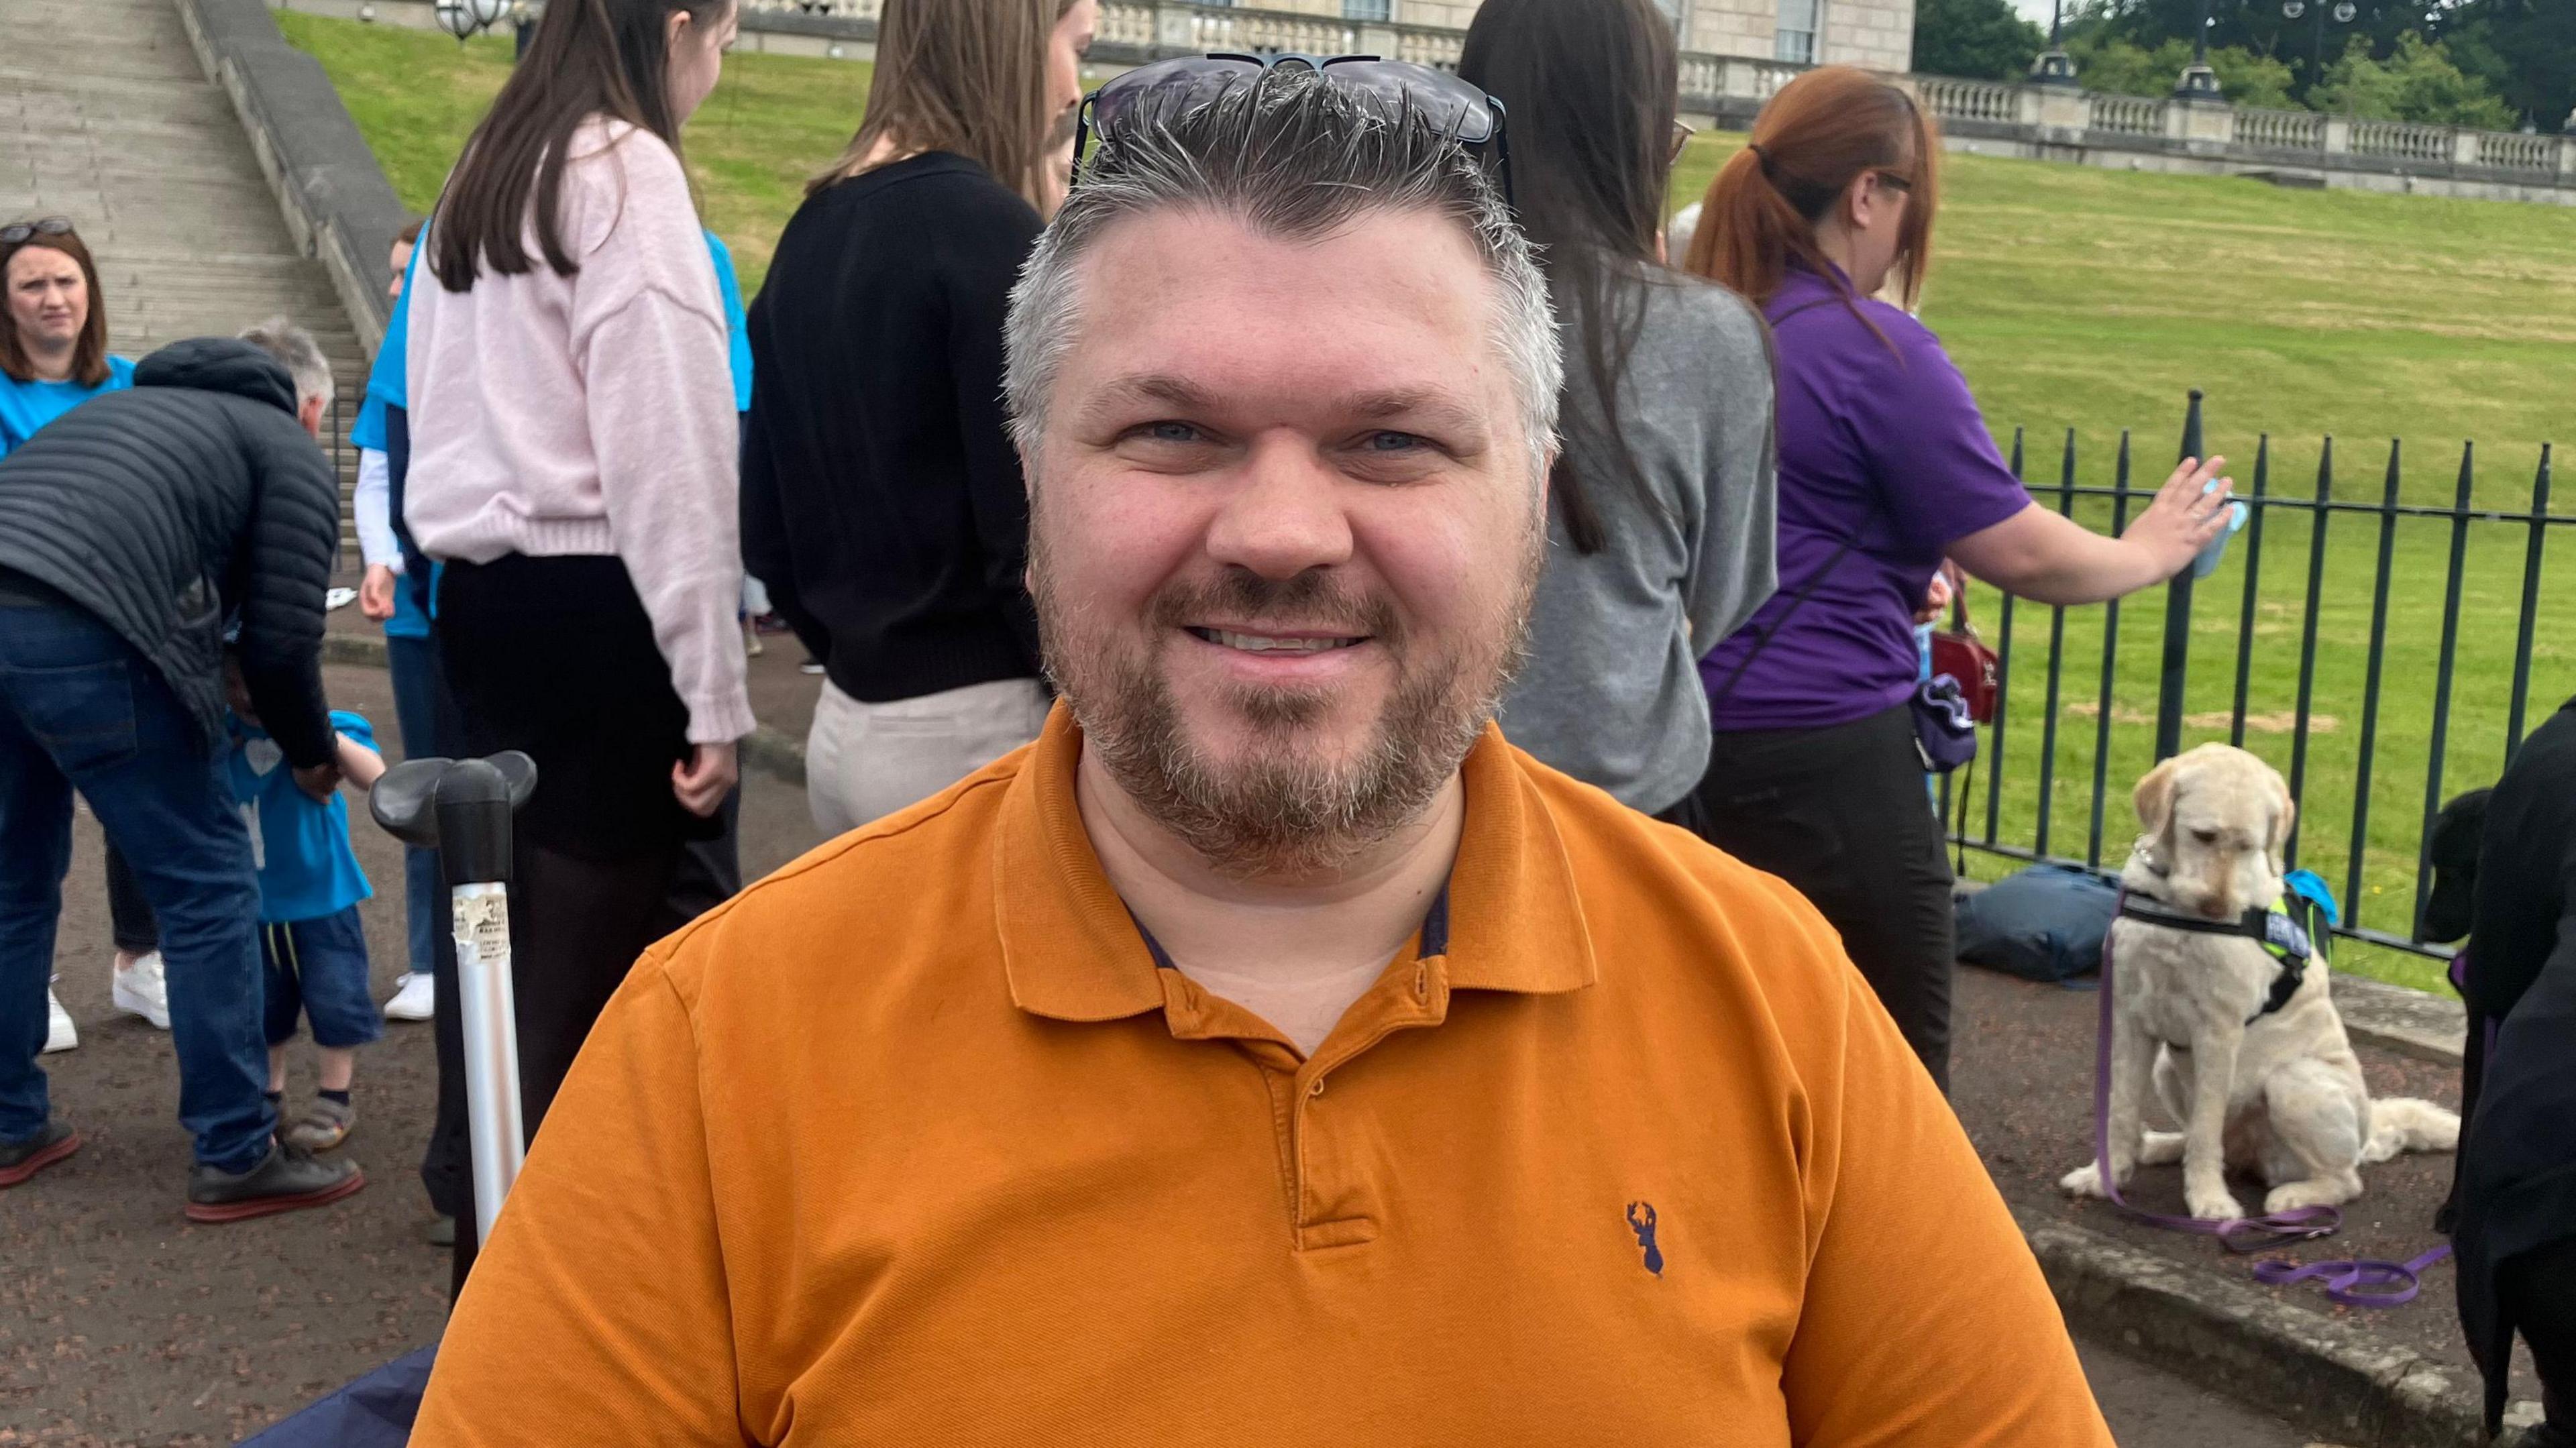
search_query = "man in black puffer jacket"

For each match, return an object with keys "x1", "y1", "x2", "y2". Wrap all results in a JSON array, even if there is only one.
[{"x1": 0, "y1": 329, "x2": 366, "y2": 1219}]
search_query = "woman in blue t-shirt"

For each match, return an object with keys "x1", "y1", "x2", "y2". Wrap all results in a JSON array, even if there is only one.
[
  {"x1": 7, "y1": 217, "x2": 163, "y2": 1056},
  {"x1": 1, "y1": 218, "x2": 136, "y2": 455}
]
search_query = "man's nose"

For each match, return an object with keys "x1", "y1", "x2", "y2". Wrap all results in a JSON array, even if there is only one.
[{"x1": 1203, "y1": 437, "x2": 1354, "y2": 581}]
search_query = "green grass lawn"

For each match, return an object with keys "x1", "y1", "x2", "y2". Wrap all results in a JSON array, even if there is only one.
[{"x1": 283, "y1": 13, "x2": 2573, "y2": 991}]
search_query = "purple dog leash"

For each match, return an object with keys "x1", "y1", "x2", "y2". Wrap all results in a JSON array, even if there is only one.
[
  {"x1": 2249, "y1": 1244, "x2": 2452, "y2": 1307},
  {"x1": 2090, "y1": 891, "x2": 2449, "y2": 1306}
]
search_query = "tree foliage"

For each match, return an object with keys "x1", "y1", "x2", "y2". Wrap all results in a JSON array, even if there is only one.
[
  {"x1": 2064, "y1": 32, "x2": 2304, "y2": 109},
  {"x1": 1913, "y1": 0, "x2": 2049, "y2": 80},
  {"x1": 2310, "y1": 31, "x2": 2518, "y2": 128},
  {"x1": 2439, "y1": 0, "x2": 2576, "y2": 131},
  {"x1": 2055, "y1": 0, "x2": 2528, "y2": 124}
]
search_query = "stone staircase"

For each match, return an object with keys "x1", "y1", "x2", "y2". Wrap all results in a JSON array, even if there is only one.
[{"x1": 0, "y1": 0, "x2": 371, "y2": 554}]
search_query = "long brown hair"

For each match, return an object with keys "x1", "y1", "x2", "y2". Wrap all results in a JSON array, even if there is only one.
[
  {"x1": 1685, "y1": 66, "x2": 1938, "y2": 314},
  {"x1": 1460, "y1": 0, "x2": 1681, "y2": 557},
  {"x1": 809, "y1": 0, "x2": 1070, "y2": 209},
  {"x1": 431, "y1": 0, "x2": 732, "y2": 292},
  {"x1": 0, "y1": 225, "x2": 111, "y2": 388}
]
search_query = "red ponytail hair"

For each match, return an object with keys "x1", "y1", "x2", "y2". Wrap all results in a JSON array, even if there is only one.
[{"x1": 1683, "y1": 66, "x2": 1939, "y2": 313}]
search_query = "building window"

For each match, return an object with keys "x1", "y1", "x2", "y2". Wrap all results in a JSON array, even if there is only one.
[
  {"x1": 1774, "y1": 0, "x2": 1817, "y2": 62},
  {"x1": 1342, "y1": 0, "x2": 1391, "y2": 19}
]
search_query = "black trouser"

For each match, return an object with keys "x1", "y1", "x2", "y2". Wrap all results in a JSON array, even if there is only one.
[
  {"x1": 1684, "y1": 703, "x2": 1956, "y2": 1092},
  {"x1": 2514, "y1": 1235, "x2": 2576, "y2": 1433},
  {"x1": 104, "y1": 845, "x2": 157, "y2": 954},
  {"x1": 425, "y1": 554, "x2": 718, "y2": 1296},
  {"x1": 667, "y1": 786, "x2": 743, "y2": 922}
]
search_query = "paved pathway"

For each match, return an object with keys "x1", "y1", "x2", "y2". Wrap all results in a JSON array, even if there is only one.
[{"x1": 3, "y1": 667, "x2": 828, "y2": 1445}]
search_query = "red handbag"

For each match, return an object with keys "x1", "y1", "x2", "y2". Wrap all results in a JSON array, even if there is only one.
[{"x1": 1929, "y1": 592, "x2": 2000, "y2": 724}]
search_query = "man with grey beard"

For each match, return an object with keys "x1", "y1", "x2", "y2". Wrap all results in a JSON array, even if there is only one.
[{"x1": 412, "y1": 67, "x2": 2110, "y2": 1447}]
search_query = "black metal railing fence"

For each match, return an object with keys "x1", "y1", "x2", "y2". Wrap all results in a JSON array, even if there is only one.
[{"x1": 1939, "y1": 393, "x2": 2563, "y2": 962}]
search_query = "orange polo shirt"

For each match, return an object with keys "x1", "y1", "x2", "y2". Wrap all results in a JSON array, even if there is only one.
[{"x1": 412, "y1": 707, "x2": 2110, "y2": 1447}]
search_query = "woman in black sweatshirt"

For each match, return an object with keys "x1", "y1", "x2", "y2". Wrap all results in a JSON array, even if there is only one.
[{"x1": 743, "y1": 0, "x2": 1095, "y2": 835}]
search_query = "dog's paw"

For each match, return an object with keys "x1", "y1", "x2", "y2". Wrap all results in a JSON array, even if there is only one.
[
  {"x1": 2059, "y1": 1162, "x2": 2109, "y2": 1199},
  {"x1": 2264, "y1": 1180, "x2": 2353, "y2": 1215},
  {"x1": 2185, "y1": 1184, "x2": 2246, "y2": 1221}
]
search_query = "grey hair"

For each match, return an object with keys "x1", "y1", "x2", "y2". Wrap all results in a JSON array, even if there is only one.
[
  {"x1": 1004, "y1": 70, "x2": 1562, "y2": 476},
  {"x1": 235, "y1": 317, "x2": 333, "y2": 410}
]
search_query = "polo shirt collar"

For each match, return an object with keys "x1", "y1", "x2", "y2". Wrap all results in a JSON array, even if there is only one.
[{"x1": 994, "y1": 705, "x2": 1597, "y2": 1024}]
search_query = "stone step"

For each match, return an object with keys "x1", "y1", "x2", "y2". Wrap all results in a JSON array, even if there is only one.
[
  {"x1": 7, "y1": 141, "x2": 272, "y2": 176},
  {"x1": 0, "y1": 82, "x2": 239, "y2": 117},
  {"x1": 0, "y1": 93, "x2": 235, "y2": 129},
  {"x1": 0, "y1": 53, "x2": 213, "y2": 93}
]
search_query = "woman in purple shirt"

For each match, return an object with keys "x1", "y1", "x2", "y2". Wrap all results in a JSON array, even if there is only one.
[{"x1": 1678, "y1": 67, "x2": 2233, "y2": 1091}]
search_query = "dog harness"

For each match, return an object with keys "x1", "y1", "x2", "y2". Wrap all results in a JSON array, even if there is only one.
[{"x1": 2114, "y1": 892, "x2": 2327, "y2": 1025}]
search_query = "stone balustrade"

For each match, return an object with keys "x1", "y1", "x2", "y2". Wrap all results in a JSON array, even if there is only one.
[
  {"x1": 2085, "y1": 93, "x2": 2164, "y2": 138},
  {"x1": 2233, "y1": 106, "x2": 2324, "y2": 152}
]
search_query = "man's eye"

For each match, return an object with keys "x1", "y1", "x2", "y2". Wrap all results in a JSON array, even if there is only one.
[
  {"x1": 1141, "y1": 421, "x2": 1203, "y2": 445},
  {"x1": 1367, "y1": 431, "x2": 1426, "y2": 452}
]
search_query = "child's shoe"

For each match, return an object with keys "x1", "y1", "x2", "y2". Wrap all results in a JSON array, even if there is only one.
[{"x1": 282, "y1": 1095, "x2": 356, "y2": 1152}]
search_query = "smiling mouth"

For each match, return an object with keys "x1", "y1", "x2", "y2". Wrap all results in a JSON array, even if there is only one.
[{"x1": 1186, "y1": 627, "x2": 1367, "y2": 655}]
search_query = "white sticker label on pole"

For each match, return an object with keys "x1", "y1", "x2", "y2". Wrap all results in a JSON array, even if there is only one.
[{"x1": 453, "y1": 886, "x2": 511, "y2": 966}]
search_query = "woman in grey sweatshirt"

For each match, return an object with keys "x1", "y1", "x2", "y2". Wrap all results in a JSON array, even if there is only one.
[{"x1": 1462, "y1": 0, "x2": 1779, "y2": 819}]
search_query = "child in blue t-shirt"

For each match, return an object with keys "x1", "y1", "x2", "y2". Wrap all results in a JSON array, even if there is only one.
[{"x1": 225, "y1": 661, "x2": 388, "y2": 1152}]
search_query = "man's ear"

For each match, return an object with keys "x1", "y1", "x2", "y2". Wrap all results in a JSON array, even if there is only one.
[{"x1": 297, "y1": 393, "x2": 326, "y2": 441}]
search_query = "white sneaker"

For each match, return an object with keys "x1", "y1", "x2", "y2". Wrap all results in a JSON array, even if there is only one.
[
  {"x1": 44, "y1": 987, "x2": 77, "y2": 1053},
  {"x1": 382, "y1": 971, "x2": 435, "y2": 1022},
  {"x1": 113, "y1": 951, "x2": 171, "y2": 1030}
]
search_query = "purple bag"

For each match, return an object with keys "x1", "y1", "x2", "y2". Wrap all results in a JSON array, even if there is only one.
[{"x1": 1911, "y1": 675, "x2": 1979, "y2": 774}]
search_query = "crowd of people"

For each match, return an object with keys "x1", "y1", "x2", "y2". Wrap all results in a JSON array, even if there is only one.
[{"x1": 1, "y1": 0, "x2": 2566, "y2": 1439}]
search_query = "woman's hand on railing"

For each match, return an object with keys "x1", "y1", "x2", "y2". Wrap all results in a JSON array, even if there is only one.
[
  {"x1": 1952, "y1": 455, "x2": 2233, "y2": 606},
  {"x1": 2122, "y1": 454, "x2": 2236, "y2": 583}
]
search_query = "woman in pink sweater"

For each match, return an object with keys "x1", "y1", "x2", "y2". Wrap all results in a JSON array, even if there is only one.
[{"x1": 401, "y1": 0, "x2": 746, "y2": 1289}]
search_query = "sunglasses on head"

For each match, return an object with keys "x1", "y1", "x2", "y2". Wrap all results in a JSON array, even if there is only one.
[
  {"x1": 1070, "y1": 52, "x2": 1513, "y2": 207},
  {"x1": 1, "y1": 217, "x2": 76, "y2": 247}
]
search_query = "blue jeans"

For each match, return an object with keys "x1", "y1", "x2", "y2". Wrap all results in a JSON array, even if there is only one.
[
  {"x1": 386, "y1": 632, "x2": 443, "y2": 979},
  {"x1": 0, "y1": 594, "x2": 275, "y2": 1171}
]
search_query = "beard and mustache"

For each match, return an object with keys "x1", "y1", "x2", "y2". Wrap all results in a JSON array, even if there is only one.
[{"x1": 1031, "y1": 514, "x2": 1542, "y2": 881}]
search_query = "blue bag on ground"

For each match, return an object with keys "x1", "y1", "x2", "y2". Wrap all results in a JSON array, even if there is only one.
[
  {"x1": 1955, "y1": 864, "x2": 2120, "y2": 984},
  {"x1": 235, "y1": 1344, "x2": 435, "y2": 1447}
]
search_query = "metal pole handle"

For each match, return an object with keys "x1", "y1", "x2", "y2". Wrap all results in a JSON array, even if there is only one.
[{"x1": 372, "y1": 753, "x2": 537, "y2": 1247}]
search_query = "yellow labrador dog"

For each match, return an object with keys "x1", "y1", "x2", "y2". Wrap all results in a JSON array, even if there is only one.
[{"x1": 2060, "y1": 744, "x2": 2457, "y2": 1220}]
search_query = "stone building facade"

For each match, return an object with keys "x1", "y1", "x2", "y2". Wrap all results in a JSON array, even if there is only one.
[{"x1": 1254, "y1": 0, "x2": 1916, "y2": 74}]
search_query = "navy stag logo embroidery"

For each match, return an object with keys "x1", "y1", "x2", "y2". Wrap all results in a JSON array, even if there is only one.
[{"x1": 1625, "y1": 1201, "x2": 1664, "y2": 1277}]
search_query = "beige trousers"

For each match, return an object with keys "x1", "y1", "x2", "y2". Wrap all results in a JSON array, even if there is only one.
[{"x1": 804, "y1": 677, "x2": 1051, "y2": 836}]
